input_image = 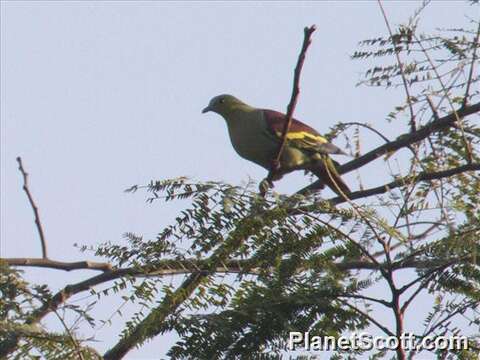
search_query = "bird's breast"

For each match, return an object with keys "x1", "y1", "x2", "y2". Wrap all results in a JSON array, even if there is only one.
[{"x1": 226, "y1": 116, "x2": 276, "y2": 169}]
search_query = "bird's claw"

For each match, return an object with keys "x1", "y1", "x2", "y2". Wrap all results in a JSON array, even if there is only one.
[{"x1": 259, "y1": 178, "x2": 274, "y2": 196}]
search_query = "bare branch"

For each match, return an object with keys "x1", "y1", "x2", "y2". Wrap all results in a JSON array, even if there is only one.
[
  {"x1": 16, "y1": 157, "x2": 48, "y2": 259},
  {"x1": 3, "y1": 258, "x2": 113, "y2": 272},
  {"x1": 400, "y1": 275, "x2": 434, "y2": 314},
  {"x1": 261, "y1": 25, "x2": 316, "y2": 195}
]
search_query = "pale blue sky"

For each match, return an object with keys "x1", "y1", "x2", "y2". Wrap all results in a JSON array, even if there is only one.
[{"x1": 1, "y1": 1, "x2": 474, "y2": 358}]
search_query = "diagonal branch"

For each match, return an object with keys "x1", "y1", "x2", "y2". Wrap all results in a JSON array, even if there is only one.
[
  {"x1": 103, "y1": 217, "x2": 258, "y2": 360},
  {"x1": 338, "y1": 102, "x2": 480, "y2": 174},
  {"x1": 423, "y1": 299, "x2": 477, "y2": 339},
  {"x1": 299, "y1": 101, "x2": 480, "y2": 193},
  {"x1": 339, "y1": 299, "x2": 394, "y2": 337},
  {"x1": 261, "y1": 25, "x2": 316, "y2": 194},
  {"x1": 16, "y1": 157, "x2": 48, "y2": 259},
  {"x1": 327, "y1": 162, "x2": 480, "y2": 206}
]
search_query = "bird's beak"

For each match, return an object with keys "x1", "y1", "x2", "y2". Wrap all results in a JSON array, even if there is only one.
[{"x1": 202, "y1": 106, "x2": 211, "y2": 114}]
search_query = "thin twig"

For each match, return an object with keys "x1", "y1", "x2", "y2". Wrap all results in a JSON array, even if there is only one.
[
  {"x1": 424, "y1": 300, "x2": 477, "y2": 338},
  {"x1": 426, "y1": 95, "x2": 440, "y2": 122},
  {"x1": 400, "y1": 273, "x2": 436, "y2": 314},
  {"x1": 414, "y1": 33, "x2": 474, "y2": 162},
  {"x1": 342, "y1": 122, "x2": 391, "y2": 143},
  {"x1": 261, "y1": 25, "x2": 316, "y2": 195},
  {"x1": 462, "y1": 20, "x2": 480, "y2": 108},
  {"x1": 16, "y1": 157, "x2": 48, "y2": 259},
  {"x1": 378, "y1": 0, "x2": 416, "y2": 132},
  {"x1": 52, "y1": 309, "x2": 86, "y2": 360},
  {"x1": 297, "y1": 208, "x2": 385, "y2": 273},
  {"x1": 339, "y1": 299, "x2": 394, "y2": 337},
  {"x1": 337, "y1": 293, "x2": 391, "y2": 307}
]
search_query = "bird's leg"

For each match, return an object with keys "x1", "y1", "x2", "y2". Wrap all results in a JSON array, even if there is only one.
[
  {"x1": 270, "y1": 159, "x2": 281, "y2": 173},
  {"x1": 267, "y1": 159, "x2": 282, "y2": 185},
  {"x1": 259, "y1": 160, "x2": 284, "y2": 196}
]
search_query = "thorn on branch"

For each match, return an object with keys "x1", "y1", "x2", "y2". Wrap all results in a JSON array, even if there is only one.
[{"x1": 16, "y1": 157, "x2": 48, "y2": 259}]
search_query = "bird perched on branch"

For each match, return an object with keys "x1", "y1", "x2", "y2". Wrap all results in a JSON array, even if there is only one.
[{"x1": 202, "y1": 94, "x2": 351, "y2": 196}]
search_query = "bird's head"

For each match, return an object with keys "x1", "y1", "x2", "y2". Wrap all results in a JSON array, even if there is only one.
[{"x1": 202, "y1": 94, "x2": 251, "y2": 116}]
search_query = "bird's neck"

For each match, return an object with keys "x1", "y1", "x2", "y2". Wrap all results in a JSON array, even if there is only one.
[{"x1": 222, "y1": 104, "x2": 256, "y2": 121}]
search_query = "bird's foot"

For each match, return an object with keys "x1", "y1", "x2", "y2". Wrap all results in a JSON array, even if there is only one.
[{"x1": 259, "y1": 178, "x2": 274, "y2": 197}]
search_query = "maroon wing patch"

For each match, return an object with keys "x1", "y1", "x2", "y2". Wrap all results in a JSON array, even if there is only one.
[
  {"x1": 262, "y1": 109, "x2": 321, "y2": 137},
  {"x1": 262, "y1": 109, "x2": 346, "y2": 155}
]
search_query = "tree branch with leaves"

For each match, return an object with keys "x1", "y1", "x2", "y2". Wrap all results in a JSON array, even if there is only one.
[{"x1": 2, "y1": 2, "x2": 480, "y2": 359}]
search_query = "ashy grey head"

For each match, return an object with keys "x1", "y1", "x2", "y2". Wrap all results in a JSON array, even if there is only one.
[{"x1": 202, "y1": 94, "x2": 250, "y2": 116}]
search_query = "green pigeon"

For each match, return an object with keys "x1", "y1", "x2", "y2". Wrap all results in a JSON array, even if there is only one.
[{"x1": 202, "y1": 94, "x2": 351, "y2": 195}]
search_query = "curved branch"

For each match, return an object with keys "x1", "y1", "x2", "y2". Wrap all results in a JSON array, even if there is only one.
[
  {"x1": 341, "y1": 122, "x2": 391, "y2": 143},
  {"x1": 16, "y1": 157, "x2": 48, "y2": 259}
]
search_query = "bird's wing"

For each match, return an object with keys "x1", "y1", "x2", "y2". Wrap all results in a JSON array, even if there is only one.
[{"x1": 262, "y1": 109, "x2": 346, "y2": 155}]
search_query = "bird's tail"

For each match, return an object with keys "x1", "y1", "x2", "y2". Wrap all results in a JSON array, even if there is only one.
[{"x1": 310, "y1": 157, "x2": 351, "y2": 197}]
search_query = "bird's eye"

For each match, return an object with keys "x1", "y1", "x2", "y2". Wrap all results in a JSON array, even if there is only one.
[{"x1": 219, "y1": 98, "x2": 225, "y2": 104}]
